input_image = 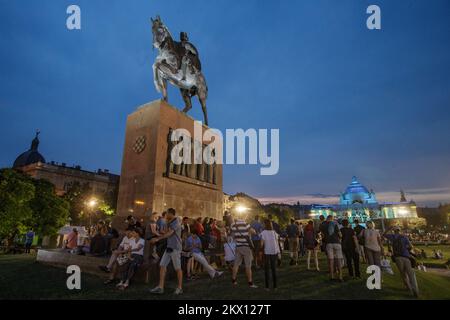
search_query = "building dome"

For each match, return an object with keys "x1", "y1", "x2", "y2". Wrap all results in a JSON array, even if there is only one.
[
  {"x1": 345, "y1": 176, "x2": 370, "y2": 195},
  {"x1": 13, "y1": 131, "x2": 46, "y2": 168},
  {"x1": 340, "y1": 176, "x2": 377, "y2": 205}
]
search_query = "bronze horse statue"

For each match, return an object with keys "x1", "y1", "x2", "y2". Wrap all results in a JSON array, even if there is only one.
[{"x1": 151, "y1": 16, "x2": 209, "y2": 125}]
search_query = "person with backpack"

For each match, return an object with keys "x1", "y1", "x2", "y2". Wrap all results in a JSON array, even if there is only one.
[
  {"x1": 323, "y1": 215, "x2": 343, "y2": 281},
  {"x1": 353, "y1": 219, "x2": 366, "y2": 263},
  {"x1": 384, "y1": 226, "x2": 419, "y2": 298},
  {"x1": 250, "y1": 215, "x2": 264, "y2": 268}
]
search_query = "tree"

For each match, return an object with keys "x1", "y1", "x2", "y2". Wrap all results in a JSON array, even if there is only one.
[
  {"x1": 29, "y1": 179, "x2": 69, "y2": 236},
  {"x1": 0, "y1": 169, "x2": 35, "y2": 241},
  {"x1": 63, "y1": 181, "x2": 117, "y2": 226},
  {"x1": 262, "y1": 204, "x2": 296, "y2": 229},
  {"x1": 62, "y1": 181, "x2": 92, "y2": 225}
]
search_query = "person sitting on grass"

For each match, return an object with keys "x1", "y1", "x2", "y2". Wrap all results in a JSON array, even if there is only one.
[
  {"x1": 66, "y1": 228, "x2": 78, "y2": 252},
  {"x1": 185, "y1": 231, "x2": 223, "y2": 280},
  {"x1": 420, "y1": 249, "x2": 427, "y2": 259},
  {"x1": 116, "y1": 229, "x2": 145, "y2": 290}
]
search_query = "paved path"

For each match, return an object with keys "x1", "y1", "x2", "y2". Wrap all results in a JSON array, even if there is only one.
[{"x1": 426, "y1": 267, "x2": 450, "y2": 277}]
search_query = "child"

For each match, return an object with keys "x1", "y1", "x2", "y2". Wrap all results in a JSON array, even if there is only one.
[{"x1": 224, "y1": 235, "x2": 236, "y2": 270}]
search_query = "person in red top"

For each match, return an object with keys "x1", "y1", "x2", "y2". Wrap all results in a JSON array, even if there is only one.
[
  {"x1": 211, "y1": 220, "x2": 221, "y2": 242},
  {"x1": 194, "y1": 217, "x2": 205, "y2": 236},
  {"x1": 66, "y1": 228, "x2": 78, "y2": 250}
]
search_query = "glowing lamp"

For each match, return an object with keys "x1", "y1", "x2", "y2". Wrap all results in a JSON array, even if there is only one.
[{"x1": 235, "y1": 205, "x2": 248, "y2": 214}]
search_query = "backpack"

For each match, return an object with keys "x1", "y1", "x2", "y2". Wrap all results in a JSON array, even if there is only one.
[{"x1": 392, "y1": 236, "x2": 406, "y2": 258}]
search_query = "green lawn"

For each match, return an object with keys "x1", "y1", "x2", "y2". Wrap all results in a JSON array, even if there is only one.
[
  {"x1": 1, "y1": 252, "x2": 449, "y2": 300},
  {"x1": 414, "y1": 244, "x2": 450, "y2": 268}
]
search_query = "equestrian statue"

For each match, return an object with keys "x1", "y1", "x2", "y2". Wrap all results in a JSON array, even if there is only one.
[{"x1": 151, "y1": 16, "x2": 209, "y2": 125}]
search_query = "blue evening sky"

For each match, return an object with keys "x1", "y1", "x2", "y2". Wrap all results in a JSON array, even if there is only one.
[{"x1": 1, "y1": 0, "x2": 449, "y2": 205}]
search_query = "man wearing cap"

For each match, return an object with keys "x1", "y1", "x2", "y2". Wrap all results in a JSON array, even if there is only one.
[{"x1": 383, "y1": 226, "x2": 419, "y2": 297}]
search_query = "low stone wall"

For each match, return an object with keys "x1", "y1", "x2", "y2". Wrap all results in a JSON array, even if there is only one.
[
  {"x1": 36, "y1": 249, "x2": 109, "y2": 277},
  {"x1": 36, "y1": 249, "x2": 159, "y2": 283}
]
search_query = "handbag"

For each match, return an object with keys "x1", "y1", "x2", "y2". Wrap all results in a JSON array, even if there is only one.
[
  {"x1": 380, "y1": 257, "x2": 394, "y2": 275},
  {"x1": 116, "y1": 253, "x2": 129, "y2": 266}
]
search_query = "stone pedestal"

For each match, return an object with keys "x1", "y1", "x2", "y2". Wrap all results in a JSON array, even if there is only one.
[{"x1": 113, "y1": 100, "x2": 223, "y2": 229}]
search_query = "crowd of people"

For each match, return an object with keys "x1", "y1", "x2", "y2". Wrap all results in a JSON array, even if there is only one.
[
  {"x1": 60, "y1": 210, "x2": 426, "y2": 297},
  {"x1": 64, "y1": 219, "x2": 119, "y2": 256},
  {"x1": 317, "y1": 215, "x2": 420, "y2": 297},
  {"x1": 407, "y1": 231, "x2": 449, "y2": 244}
]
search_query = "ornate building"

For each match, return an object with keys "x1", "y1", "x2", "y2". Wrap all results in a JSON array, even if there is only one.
[
  {"x1": 310, "y1": 176, "x2": 418, "y2": 223},
  {"x1": 13, "y1": 132, "x2": 119, "y2": 196}
]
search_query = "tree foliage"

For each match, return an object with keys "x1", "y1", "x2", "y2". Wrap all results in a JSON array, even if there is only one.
[
  {"x1": 63, "y1": 181, "x2": 117, "y2": 226},
  {"x1": 262, "y1": 204, "x2": 297, "y2": 229},
  {"x1": 0, "y1": 169, "x2": 35, "y2": 239},
  {"x1": 29, "y1": 179, "x2": 70, "y2": 236},
  {"x1": 0, "y1": 169, "x2": 70, "y2": 241}
]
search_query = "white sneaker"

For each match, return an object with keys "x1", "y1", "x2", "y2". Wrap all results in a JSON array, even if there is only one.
[{"x1": 174, "y1": 287, "x2": 183, "y2": 295}]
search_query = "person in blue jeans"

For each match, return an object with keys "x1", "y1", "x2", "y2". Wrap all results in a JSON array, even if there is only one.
[
  {"x1": 185, "y1": 231, "x2": 223, "y2": 280},
  {"x1": 24, "y1": 228, "x2": 35, "y2": 254}
]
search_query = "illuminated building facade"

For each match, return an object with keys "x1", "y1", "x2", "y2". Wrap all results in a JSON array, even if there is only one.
[{"x1": 310, "y1": 176, "x2": 418, "y2": 223}]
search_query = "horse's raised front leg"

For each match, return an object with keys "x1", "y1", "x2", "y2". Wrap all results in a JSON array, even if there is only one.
[
  {"x1": 153, "y1": 62, "x2": 168, "y2": 102},
  {"x1": 152, "y1": 63, "x2": 162, "y2": 92}
]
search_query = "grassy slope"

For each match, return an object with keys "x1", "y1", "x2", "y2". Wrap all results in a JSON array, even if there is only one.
[
  {"x1": 1, "y1": 253, "x2": 449, "y2": 300},
  {"x1": 414, "y1": 245, "x2": 450, "y2": 268}
]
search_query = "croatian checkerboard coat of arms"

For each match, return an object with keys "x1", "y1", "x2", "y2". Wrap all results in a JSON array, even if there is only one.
[{"x1": 132, "y1": 135, "x2": 146, "y2": 154}]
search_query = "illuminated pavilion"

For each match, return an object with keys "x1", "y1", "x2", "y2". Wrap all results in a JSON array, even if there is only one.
[{"x1": 309, "y1": 176, "x2": 418, "y2": 223}]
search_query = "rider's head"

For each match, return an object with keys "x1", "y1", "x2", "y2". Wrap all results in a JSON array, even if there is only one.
[{"x1": 180, "y1": 32, "x2": 189, "y2": 42}]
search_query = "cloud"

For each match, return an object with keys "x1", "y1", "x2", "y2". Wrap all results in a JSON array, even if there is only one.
[{"x1": 257, "y1": 187, "x2": 450, "y2": 206}]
